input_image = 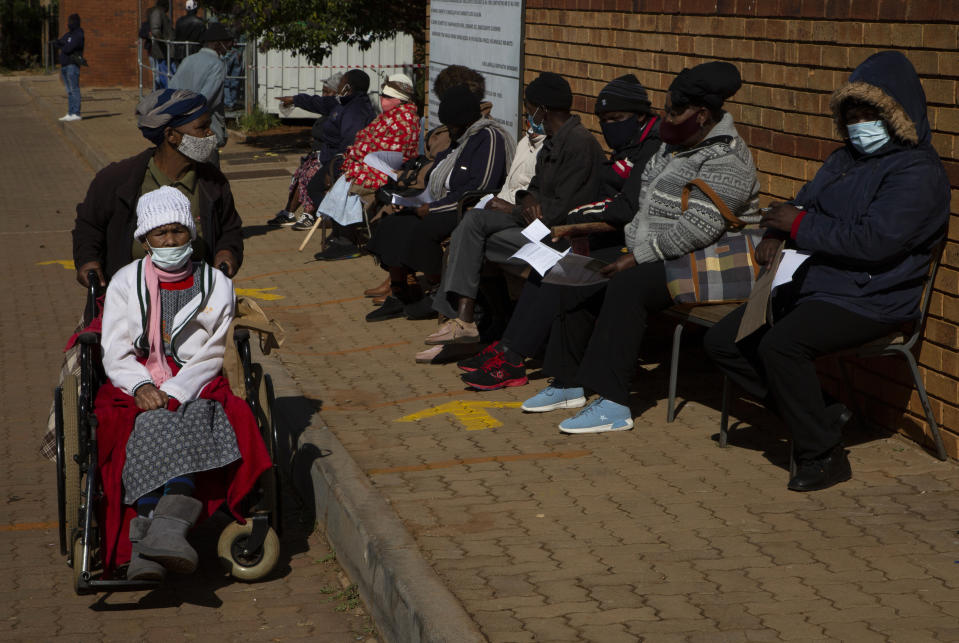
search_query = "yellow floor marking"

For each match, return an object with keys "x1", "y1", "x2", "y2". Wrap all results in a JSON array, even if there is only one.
[
  {"x1": 283, "y1": 340, "x2": 409, "y2": 357},
  {"x1": 368, "y1": 449, "x2": 592, "y2": 475},
  {"x1": 37, "y1": 260, "x2": 75, "y2": 270},
  {"x1": 0, "y1": 521, "x2": 57, "y2": 532},
  {"x1": 235, "y1": 286, "x2": 285, "y2": 301},
  {"x1": 396, "y1": 400, "x2": 523, "y2": 431}
]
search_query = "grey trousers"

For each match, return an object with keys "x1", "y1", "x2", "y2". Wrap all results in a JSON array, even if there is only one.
[{"x1": 432, "y1": 208, "x2": 528, "y2": 319}]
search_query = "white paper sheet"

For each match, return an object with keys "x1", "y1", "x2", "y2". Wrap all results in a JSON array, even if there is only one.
[
  {"x1": 521, "y1": 218, "x2": 551, "y2": 243},
  {"x1": 390, "y1": 190, "x2": 432, "y2": 207},
  {"x1": 510, "y1": 241, "x2": 569, "y2": 277},
  {"x1": 771, "y1": 249, "x2": 812, "y2": 291},
  {"x1": 475, "y1": 193, "x2": 494, "y2": 209},
  {"x1": 542, "y1": 253, "x2": 609, "y2": 287},
  {"x1": 362, "y1": 151, "x2": 405, "y2": 181}
]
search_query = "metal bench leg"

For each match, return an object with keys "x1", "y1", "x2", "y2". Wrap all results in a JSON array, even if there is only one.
[
  {"x1": 667, "y1": 323, "x2": 683, "y2": 423},
  {"x1": 897, "y1": 348, "x2": 947, "y2": 461},
  {"x1": 719, "y1": 376, "x2": 730, "y2": 447}
]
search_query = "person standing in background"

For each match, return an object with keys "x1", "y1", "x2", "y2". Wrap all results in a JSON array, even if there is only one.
[
  {"x1": 172, "y1": 0, "x2": 206, "y2": 68},
  {"x1": 169, "y1": 23, "x2": 234, "y2": 167},
  {"x1": 148, "y1": 0, "x2": 174, "y2": 89},
  {"x1": 55, "y1": 13, "x2": 84, "y2": 122}
]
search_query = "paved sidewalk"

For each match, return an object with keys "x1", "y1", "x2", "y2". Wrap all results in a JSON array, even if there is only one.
[{"x1": 17, "y1": 75, "x2": 959, "y2": 642}]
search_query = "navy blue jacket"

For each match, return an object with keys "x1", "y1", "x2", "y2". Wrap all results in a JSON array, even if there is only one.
[
  {"x1": 426, "y1": 123, "x2": 511, "y2": 214},
  {"x1": 293, "y1": 92, "x2": 374, "y2": 165},
  {"x1": 790, "y1": 51, "x2": 950, "y2": 324},
  {"x1": 56, "y1": 22, "x2": 84, "y2": 68}
]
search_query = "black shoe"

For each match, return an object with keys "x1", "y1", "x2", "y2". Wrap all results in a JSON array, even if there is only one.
[
  {"x1": 457, "y1": 341, "x2": 501, "y2": 372},
  {"x1": 291, "y1": 212, "x2": 317, "y2": 231},
  {"x1": 461, "y1": 354, "x2": 527, "y2": 391},
  {"x1": 315, "y1": 239, "x2": 361, "y2": 261},
  {"x1": 366, "y1": 296, "x2": 405, "y2": 322},
  {"x1": 787, "y1": 445, "x2": 852, "y2": 492},
  {"x1": 267, "y1": 209, "x2": 297, "y2": 226},
  {"x1": 404, "y1": 295, "x2": 438, "y2": 320}
]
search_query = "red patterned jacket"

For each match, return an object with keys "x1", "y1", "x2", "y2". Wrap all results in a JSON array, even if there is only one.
[{"x1": 340, "y1": 102, "x2": 420, "y2": 189}]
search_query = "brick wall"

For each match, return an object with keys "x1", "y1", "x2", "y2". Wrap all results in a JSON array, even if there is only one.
[
  {"x1": 522, "y1": 0, "x2": 959, "y2": 457},
  {"x1": 59, "y1": 1, "x2": 199, "y2": 88}
]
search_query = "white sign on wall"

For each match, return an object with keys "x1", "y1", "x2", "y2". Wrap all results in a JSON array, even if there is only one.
[{"x1": 428, "y1": 0, "x2": 524, "y2": 135}]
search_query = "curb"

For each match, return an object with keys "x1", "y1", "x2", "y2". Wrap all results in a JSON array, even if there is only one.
[{"x1": 265, "y1": 355, "x2": 486, "y2": 643}]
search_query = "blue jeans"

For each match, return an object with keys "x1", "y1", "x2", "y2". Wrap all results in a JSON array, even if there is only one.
[
  {"x1": 151, "y1": 57, "x2": 176, "y2": 89},
  {"x1": 61, "y1": 64, "x2": 80, "y2": 115}
]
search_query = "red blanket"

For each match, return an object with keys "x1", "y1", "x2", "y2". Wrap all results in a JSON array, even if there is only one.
[{"x1": 94, "y1": 362, "x2": 272, "y2": 573}]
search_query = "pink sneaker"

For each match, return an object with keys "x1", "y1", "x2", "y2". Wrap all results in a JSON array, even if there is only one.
[{"x1": 424, "y1": 319, "x2": 480, "y2": 345}]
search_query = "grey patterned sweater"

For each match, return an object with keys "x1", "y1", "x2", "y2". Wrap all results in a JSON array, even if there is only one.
[{"x1": 625, "y1": 113, "x2": 760, "y2": 264}]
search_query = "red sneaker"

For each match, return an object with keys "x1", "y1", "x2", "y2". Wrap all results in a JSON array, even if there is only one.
[
  {"x1": 456, "y1": 341, "x2": 501, "y2": 372},
  {"x1": 461, "y1": 353, "x2": 527, "y2": 390}
]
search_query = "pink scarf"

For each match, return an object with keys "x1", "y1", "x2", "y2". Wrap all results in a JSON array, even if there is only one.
[{"x1": 143, "y1": 256, "x2": 194, "y2": 387}]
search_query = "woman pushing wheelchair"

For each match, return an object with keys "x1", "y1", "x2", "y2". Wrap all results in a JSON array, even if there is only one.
[{"x1": 95, "y1": 186, "x2": 270, "y2": 580}]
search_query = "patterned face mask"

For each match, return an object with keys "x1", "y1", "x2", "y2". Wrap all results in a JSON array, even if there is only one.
[{"x1": 177, "y1": 133, "x2": 217, "y2": 163}]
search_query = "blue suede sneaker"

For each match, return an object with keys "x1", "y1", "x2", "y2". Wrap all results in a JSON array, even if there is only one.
[
  {"x1": 521, "y1": 381, "x2": 587, "y2": 413},
  {"x1": 558, "y1": 397, "x2": 633, "y2": 434}
]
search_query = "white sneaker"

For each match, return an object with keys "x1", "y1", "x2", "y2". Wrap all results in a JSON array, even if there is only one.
[
  {"x1": 68, "y1": 114, "x2": 83, "y2": 121},
  {"x1": 60, "y1": 114, "x2": 82, "y2": 122},
  {"x1": 58, "y1": 114, "x2": 72, "y2": 121}
]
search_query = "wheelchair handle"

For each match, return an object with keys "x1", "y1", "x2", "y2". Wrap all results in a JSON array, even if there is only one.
[
  {"x1": 218, "y1": 262, "x2": 230, "y2": 276},
  {"x1": 84, "y1": 270, "x2": 100, "y2": 326}
]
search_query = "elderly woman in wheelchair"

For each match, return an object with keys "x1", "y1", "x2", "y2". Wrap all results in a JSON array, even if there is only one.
[{"x1": 75, "y1": 185, "x2": 275, "y2": 585}]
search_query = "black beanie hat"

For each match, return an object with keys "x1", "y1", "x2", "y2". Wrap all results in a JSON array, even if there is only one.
[
  {"x1": 343, "y1": 69, "x2": 371, "y2": 94},
  {"x1": 595, "y1": 74, "x2": 651, "y2": 115},
  {"x1": 668, "y1": 61, "x2": 742, "y2": 111},
  {"x1": 525, "y1": 72, "x2": 573, "y2": 111},
  {"x1": 439, "y1": 84, "x2": 482, "y2": 127}
]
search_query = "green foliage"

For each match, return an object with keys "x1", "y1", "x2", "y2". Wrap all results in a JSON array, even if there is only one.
[
  {"x1": 0, "y1": 0, "x2": 55, "y2": 70},
  {"x1": 235, "y1": 105, "x2": 280, "y2": 132},
  {"x1": 203, "y1": 0, "x2": 427, "y2": 64}
]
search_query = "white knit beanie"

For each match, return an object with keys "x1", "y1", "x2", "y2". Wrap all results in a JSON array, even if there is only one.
[
  {"x1": 382, "y1": 73, "x2": 414, "y2": 101},
  {"x1": 134, "y1": 186, "x2": 197, "y2": 240}
]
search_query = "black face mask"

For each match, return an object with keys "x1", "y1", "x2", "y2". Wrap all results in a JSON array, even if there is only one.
[{"x1": 600, "y1": 116, "x2": 641, "y2": 151}]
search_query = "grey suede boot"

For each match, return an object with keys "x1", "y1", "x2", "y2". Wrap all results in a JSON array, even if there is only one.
[
  {"x1": 126, "y1": 516, "x2": 166, "y2": 581},
  {"x1": 137, "y1": 494, "x2": 203, "y2": 574}
]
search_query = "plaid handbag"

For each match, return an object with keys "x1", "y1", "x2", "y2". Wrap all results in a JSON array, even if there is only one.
[{"x1": 664, "y1": 178, "x2": 763, "y2": 304}]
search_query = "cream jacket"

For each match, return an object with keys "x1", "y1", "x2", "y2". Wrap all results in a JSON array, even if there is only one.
[{"x1": 101, "y1": 260, "x2": 235, "y2": 402}]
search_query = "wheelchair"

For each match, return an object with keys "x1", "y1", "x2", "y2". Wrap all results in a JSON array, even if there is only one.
[{"x1": 54, "y1": 270, "x2": 283, "y2": 594}]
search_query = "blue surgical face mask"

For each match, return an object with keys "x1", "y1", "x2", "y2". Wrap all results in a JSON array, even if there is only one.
[
  {"x1": 526, "y1": 107, "x2": 546, "y2": 136},
  {"x1": 149, "y1": 243, "x2": 193, "y2": 271},
  {"x1": 847, "y1": 120, "x2": 889, "y2": 154}
]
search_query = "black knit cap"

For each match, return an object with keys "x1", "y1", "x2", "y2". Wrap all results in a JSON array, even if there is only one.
[
  {"x1": 439, "y1": 84, "x2": 482, "y2": 127},
  {"x1": 668, "y1": 61, "x2": 742, "y2": 110},
  {"x1": 525, "y1": 72, "x2": 573, "y2": 110},
  {"x1": 201, "y1": 23, "x2": 233, "y2": 42},
  {"x1": 595, "y1": 74, "x2": 651, "y2": 115}
]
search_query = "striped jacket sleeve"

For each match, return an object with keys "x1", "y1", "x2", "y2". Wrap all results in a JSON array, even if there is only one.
[{"x1": 427, "y1": 127, "x2": 507, "y2": 214}]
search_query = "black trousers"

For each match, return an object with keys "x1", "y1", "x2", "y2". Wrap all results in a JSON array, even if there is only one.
[
  {"x1": 365, "y1": 210, "x2": 458, "y2": 274},
  {"x1": 501, "y1": 274, "x2": 558, "y2": 357},
  {"x1": 703, "y1": 300, "x2": 898, "y2": 461},
  {"x1": 542, "y1": 261, "x2": 673, "y2": 406}
]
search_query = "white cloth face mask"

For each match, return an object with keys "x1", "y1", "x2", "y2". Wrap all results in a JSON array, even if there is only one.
[
  {"x1": 177, "y1": 133, "x2": 217, "y2": 162},
  {"x1": 149, "y1": 243, "x2": 193, "y2": 270}
]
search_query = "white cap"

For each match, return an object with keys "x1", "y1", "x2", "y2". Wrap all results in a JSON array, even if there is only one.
[
  {"x1": 185, "y1": 0, "x2": 198, "y2": 10},
  {"x1": 135, "y1": 186, "x2": 196, "y2": 240},
  {"x1": 382, "y1": 73, "x2": 414, "y2": 101}
]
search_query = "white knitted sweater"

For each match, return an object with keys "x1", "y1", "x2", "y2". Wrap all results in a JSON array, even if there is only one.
[{"x1": 625, "y1": 113, "x2": 760, "y2": 264}]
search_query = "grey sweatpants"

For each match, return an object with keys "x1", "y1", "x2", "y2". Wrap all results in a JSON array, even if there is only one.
[{"x1": 432, "y1": 208, "x2": 528, "y2": 319}]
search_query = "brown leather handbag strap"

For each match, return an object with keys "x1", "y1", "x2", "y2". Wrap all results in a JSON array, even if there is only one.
[{"x1": 681, "y1": 178, "x2": 745, "y2": 231}]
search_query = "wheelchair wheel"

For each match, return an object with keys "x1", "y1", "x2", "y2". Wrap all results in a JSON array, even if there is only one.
[
  {"x1": 72, "y1": 534, "x2": 85, "y2": 593},
  {"x1": 217, "y1": 520, "x2": 280, "y2": 582},
  {"x1": 259, "y1": 371, "x2": 282, "y2": 533},
  {"x1": 60, "y1": 374, "x2": 82, "y2": 553}
]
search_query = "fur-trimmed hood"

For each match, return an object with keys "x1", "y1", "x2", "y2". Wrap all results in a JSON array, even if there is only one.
[{"x1": 829, "y1": 51, "x2": 930, "y2": 148}]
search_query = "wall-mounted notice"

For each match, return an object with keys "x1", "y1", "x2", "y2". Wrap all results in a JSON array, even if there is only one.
[{"x1": 429, "y1": 0, "x2": 524, "y2": 136}]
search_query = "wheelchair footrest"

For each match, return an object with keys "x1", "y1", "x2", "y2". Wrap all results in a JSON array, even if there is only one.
[{"x1": 78, "y1": 577, "x2": 162, "y2": 594}]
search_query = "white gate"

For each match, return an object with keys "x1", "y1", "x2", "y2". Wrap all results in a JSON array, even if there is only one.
[{"x1": 255, "y1": 35, "x2": 417, "y2": 119}]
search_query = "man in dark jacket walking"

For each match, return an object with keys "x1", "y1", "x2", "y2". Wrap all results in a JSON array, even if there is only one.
[
  {"x1": 148, "y1": 0, "x2": 174, "y2": 89},
  {"x1": 705, "y1": 51, "x2": 950, "y2": 492},
  {"x1": 55, "y1": 13, "x2": 84, "y2": 121},
  {"x1": 73, "y1": 89, "x2": 244, "y2": 287}
]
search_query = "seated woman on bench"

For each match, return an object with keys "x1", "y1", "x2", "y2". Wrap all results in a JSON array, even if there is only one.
[
  {"x1": 519, "y1": 61, "x2": 759, "y2": 434},
  {"x1": 704, "y1": 51, "x2": 950, "y2": 493},
  {"x1": 95, "y1": 186, "x2": 270, "y2": 580}
]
